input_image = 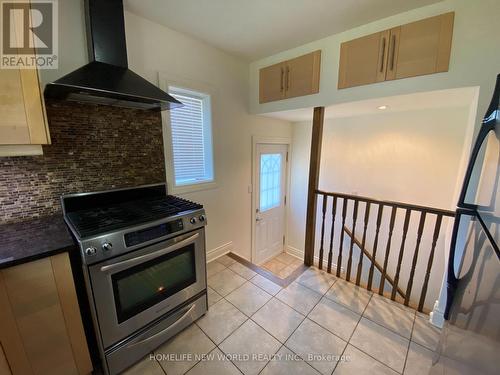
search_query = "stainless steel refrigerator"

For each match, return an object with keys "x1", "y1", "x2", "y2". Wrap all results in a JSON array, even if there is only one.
[{"x1": 430, "y1": 75, "x2": 500, "y2": 374}]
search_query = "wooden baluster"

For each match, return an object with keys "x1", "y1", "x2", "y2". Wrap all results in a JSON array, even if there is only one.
[
  {"x1": 318, "y1": 194, "x2": 328, "y2": 270},
  {"x1": 404, "y1": 211, "x2": 427, "y2": 306},
  {"x1": 391, "y1": 209, "x2": 412, "y2": 301},
  {"x1": 346, "y1": 200, "x2": 359, "y2": 281},
  {"x1": 379, "y1": 206, "x2": 397, "y2": 295},
  {"x1": 418, "y1": 214, "x2": 443, "y2": 312},
  {"x1": 327, "y1": 196, "x2": 338, "y2": 273},
  {"x1": 356, "y1": 202, "x2": 371, "y2": 286},
  {"x1": 336, "y1": 198, "x2": 348, "y2": 277},
  {"x1": 368, "y1": 204, "x2": 383, "y2": 291}
]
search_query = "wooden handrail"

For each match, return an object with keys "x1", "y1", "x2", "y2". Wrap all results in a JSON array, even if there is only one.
[
  {"x1": 315, "y1": 189, "x2": 455, "y2": 217},
  {"x1": 343, "y1": 225, "x2": 406, "y2": 299}
]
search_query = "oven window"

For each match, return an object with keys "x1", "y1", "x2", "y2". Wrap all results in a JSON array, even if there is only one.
[{"x1": 112, "y1": 244, "x2": 196, "y2": 323}]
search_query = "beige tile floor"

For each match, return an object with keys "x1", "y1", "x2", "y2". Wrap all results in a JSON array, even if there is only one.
[
  {"x1": 123, "y1": 257, "x2": 440, "y2": 375},
  {"x1": 261, "y1": 252, "x2": 303, "y2": 279}
]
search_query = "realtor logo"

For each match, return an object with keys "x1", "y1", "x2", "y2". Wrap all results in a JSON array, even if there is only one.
[{"x1": 1, "y1": 0, "x2": 58, "y2": 69}]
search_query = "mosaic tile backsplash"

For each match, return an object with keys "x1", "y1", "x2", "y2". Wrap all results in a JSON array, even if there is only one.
[{"x1": 0, "y1": 100, "x2": 166, "y2": 224}]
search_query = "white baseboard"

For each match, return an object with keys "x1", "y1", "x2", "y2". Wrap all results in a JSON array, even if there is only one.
[
  {"x1": 285, "y1": 245, "x2": 343, "y2": 272},
  {"x1": 430, "y1": 300, "x2": 445, "y2": 328},
  {"x1": 285, "y1": 245, "x2": 305, "y2": 260},
  {"x1": 206, "y1": 242, "x2": 232, "y2": 263}
]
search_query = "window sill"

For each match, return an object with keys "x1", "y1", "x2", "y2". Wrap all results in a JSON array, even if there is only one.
[{"x1": 168, "y1": 181, "x2": 218, "y2": 195}]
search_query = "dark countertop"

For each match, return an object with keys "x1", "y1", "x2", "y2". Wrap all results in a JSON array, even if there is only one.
[{"x1": 0, "y1": 214, "x2": 76, "y2": 269}]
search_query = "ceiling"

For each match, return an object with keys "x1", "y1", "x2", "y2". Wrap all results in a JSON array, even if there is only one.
[
  {"x1": 124, "y1": 0, "x2": 442, "y2": 60},
  {"x1": 263, "y1": 87, "x2": 479, "y2": 122}
]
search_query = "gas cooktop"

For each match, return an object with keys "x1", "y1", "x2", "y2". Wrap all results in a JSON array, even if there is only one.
[{"x1": 62, "y1": 184, "x2": 203, "y2": 238}]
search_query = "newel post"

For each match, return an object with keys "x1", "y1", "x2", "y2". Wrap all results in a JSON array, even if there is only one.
[{"x1": 304, "y1": 107, "x2": 325, "y2": 266}]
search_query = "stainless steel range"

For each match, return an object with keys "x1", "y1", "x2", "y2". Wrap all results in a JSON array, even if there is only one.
[{"x1": 62, "y1": 184, "x2": 208, "y2": 374}]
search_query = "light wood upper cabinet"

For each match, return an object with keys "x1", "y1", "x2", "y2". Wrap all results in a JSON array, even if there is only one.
[
  {"x1": 338, "y1": 30, "x2": 389, "y2": 89},
  {"x1": 286, "y1": 51, "x2": 321, "y2": 99},
  {"x1": 0, "y1": 0, "x2": 50, "y2": 146},
  {"x1": 386, "y1": 12, "x2": 454, "y2": 80},
  {"x1": 259, "y1": 62, "x2": 286, "y2": 103},
  {"x1": 0, "y1": 254, "x2": 92, "y2": 375},
  {"x1": 338, "y1": 12, "x2": 454, "y2": 89},
  {"x1": 259, "y1": 50, "x2": 321, "y2": 103},
  {"x1": 0, "y1": 68, "x2": 49, "y2": 146}
]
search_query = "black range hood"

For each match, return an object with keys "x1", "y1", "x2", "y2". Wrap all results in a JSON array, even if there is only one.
[{"x1": 44, "y1": 0, "x2": 181, "y2": 111}]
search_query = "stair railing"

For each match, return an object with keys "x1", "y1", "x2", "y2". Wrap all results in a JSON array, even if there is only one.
[{"x1": 314, "y1": 190, "x2": 455, "y2": 312}]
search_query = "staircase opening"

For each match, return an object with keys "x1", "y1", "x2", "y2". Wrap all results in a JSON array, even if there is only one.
[{"x1": 265, "y1": 87, "x2": 480, "y2": 313}]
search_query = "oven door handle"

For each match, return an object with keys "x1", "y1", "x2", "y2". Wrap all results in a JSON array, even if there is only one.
[
  {"x1": 100, "y1": 233, "x2": 200, "y2": 273},
  {"x1": 126, "y1": 303, "x2": 197, "y2": 349}
]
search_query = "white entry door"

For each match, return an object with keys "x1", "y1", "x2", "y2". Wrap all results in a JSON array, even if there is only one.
[{"x1": 255, "y1": 143, "x2": 288, "y2": 264}]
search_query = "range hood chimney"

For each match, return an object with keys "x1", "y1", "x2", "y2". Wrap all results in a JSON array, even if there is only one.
[{"x1": 44, "y1": 0, "x2": 181, "y2": 111}]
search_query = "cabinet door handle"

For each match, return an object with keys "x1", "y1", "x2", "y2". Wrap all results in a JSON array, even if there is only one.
[
  {"x1": 389, "y1": 34, "x2": 397, "y2": 71},
  {"x1": 380, "y1": 36, "x2": 385, "y2": 73},
  {"x1": 285, "y1": 66, "x2": 290, "y2": 91},
  {"x1": 379, "y1": 37, "x2": 386, "y2": 73},
  {"x1": 280, "y1": 67, "x2": 284, "y2": 92}
]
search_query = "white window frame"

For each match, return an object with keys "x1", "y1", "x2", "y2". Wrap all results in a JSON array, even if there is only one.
[{"x1": 160, "y1": 73, "x2": 217, "y2": 194}]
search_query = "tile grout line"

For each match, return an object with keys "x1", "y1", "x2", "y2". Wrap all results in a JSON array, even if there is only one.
[
  {"x1": 197, "y1": 281, "x2": 280, "y2": 375},
  {"x1": 229, "y1": 267, "x2": 339, "y2": 375},
  {"x1": 208, "y1": 260, "x2": 423, "y2": 375},
  {"x1": 217, "y1": 294, "x2": 277, "y2": 375},
  {"x1": 262, "y1": 274, "x2": 336, "y2": 375},
  {"x1": 329, "y1": 290, "x2": 374, "y2": 375},
  {"x1": 346, "y1": 298, "x2": 414, "y2": 374},
  {"x1": 161, "y1": 259, "x2": 304, "y2": 375},
  {"x1": 192, "y1": 303, "x2": 247, "y2": 375},
  {"x1": 401, "y1": 311, "x2": 417, "y2": 374}
]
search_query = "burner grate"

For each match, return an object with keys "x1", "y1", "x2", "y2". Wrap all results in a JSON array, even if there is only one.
[{"x1": 67, "y1": 195, "x2": 202, "y2": 238}]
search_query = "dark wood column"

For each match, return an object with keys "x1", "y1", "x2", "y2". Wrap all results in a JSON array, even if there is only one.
[{"x1": 304, "y1": 107, "x2": 325, "y2": 266}]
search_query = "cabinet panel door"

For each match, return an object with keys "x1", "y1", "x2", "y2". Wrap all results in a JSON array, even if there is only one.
[
  {"x1": 2, "y1": 259, "x2": 79, "y2": 375},
  {"x1": 21, "y1": 69, "x2": 49, "y2": 144},
  {"x1": 285, "y1": 50, "x2": 321, "y2": 99},
  {"x1": 0, "y1": 0, "x2": 49, "y2": 146},
  {"x1": 386, "y1": 12, "x2": 454, "y2": 80},
  {"x1": 0, "y1": 69, "x2": 31, "y2": 145},
  {"x1": 0, "y1": 273, "x2": 32, "y2": 375},
  {"x1": 338, "y1": 31, "x2": 389, "y2": 89},
  {"x1": 259, "y1": 62, "x2": 286, "y2": 103}
]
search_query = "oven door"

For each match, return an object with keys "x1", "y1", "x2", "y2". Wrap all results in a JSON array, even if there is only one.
[{"x1": 88, "y1": 228, "x2": 206, "y2": 348}]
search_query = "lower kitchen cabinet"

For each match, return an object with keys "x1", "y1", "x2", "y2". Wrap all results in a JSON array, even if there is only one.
[{"x1": 0, "y1": 253, "x2": 92, "y2": 375}]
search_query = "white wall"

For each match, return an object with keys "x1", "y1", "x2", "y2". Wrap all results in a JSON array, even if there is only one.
[
  {"x1": 38, "y1": 0, "x2": 87, "y2": 86},
  {"x1": 287, "y1": 105, "x2": 471, "y2": 309},
  {"x1": 38, "y1": 1, "x2": 292, "y2": 260},
  {"x1": 249, "y1": 0, "x2": 500, "y2": 136},
  {"x1": 123, "y1": 12, "x2": 292, "y2": 260}
]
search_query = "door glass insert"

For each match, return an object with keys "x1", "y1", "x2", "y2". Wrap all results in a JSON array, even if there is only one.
[
  {"x1": 260, "y1": 153, "x2": 282, "y2": 212},
  {"x1": 112, "y1": 244, "x2": 196, "y2": 323}
]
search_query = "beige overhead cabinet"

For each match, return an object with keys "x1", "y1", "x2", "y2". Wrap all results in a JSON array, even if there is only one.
[
  {"x1": 0, "y1": 0, "x2": 50, "y2": 146},
  {"x1": 259, "y1": 50, "x2": 321, "y2": 103},
  {"x1": 338, "y1": 12, "x2": 454, "y2": 89},
  {"x1": 0, "y1": 68, "x2": 49, "y2": 145}
]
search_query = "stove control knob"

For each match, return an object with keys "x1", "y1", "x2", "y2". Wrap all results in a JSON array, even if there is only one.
[
  {"x1": 102, "y1": 242, "x2": 113, "y2": 252},
  {"x1": 199, "y1": 215, "x2": 206, "y2": 222},
  {"x1": 85, "y1": 247, "x2": 97, "y2": 256},
  {"x1": 190, "y1": 217, "x2": 197, "y2": 225}
]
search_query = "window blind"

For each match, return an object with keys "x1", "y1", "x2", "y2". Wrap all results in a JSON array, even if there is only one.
[{"x1": 169, "y1": 92, "x2": 207, "y2": 184}]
